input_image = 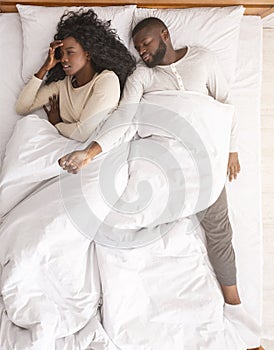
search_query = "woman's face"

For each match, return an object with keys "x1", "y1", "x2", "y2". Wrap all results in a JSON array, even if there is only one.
[{"x1": 59, "y1": 36, "x2": 91, "y2": 77}]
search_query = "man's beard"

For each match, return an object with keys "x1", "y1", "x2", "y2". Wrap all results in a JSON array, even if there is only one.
[{"x1": 143, "y1": 39, "x2": 167, "y2": 68}]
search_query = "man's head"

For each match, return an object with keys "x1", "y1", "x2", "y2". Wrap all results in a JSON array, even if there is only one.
[{"x1": 132, "y1": 17, "x2": 171, "y2": 68}]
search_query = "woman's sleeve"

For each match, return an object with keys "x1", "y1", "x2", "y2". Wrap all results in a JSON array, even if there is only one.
[
  {"x1": 55, "y1": 72, "x2": 120, "y2": 142},
  {"x1": 16, "y1": 76, "x2": 59, "y2": 115}
]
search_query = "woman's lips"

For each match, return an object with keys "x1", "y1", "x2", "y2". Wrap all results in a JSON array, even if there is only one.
[{"x1": 62, "y1": 65, "x2": 71, "y2": 71}]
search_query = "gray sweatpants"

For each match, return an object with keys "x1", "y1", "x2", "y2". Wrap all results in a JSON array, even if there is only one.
[{"x1": 196, "y1": 187, "x2": 236, "y2": 286}]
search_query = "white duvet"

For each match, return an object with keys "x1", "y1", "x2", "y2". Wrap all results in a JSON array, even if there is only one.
[{"x1": 0, "y1": 91, "x2": 246, "y2": 349}]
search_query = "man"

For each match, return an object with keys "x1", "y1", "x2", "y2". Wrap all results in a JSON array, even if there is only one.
[{"x1": 59, "y1": 17, "x2": 261, "y2": 349}]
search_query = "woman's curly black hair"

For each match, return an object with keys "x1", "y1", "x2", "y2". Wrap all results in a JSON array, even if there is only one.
[{"x1": 45, "y1": 9, "x2": 136, "y2": 93}]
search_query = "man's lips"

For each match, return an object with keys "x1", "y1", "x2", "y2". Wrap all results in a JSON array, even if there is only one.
[{"x1": 142, "y1": 54, "x2": 151, "y2": 62}]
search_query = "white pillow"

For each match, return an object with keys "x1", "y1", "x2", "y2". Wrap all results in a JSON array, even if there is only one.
[
  {"x1": 131, "y1": 6, "x2": 245, "y2": 83},
  {"x1": 16, "y1": 4, "x2": 136, "y2": 83},
  {"x1": 0, "y1": 13, "x2": 24, "y2": 169}
]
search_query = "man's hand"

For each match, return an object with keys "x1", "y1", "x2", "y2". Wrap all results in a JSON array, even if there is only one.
[
  {"x1": 58, "y1": 150, "x2": 91, "y2": 174},
  {"x1": 227, "y1": 152, "x2": 240, "y2": 182},
  {"x1": 43, "y1": 94, "x2": 62, "y2": 126},
  {"x1": 58, "y1": 142, "x2": 102, "y2": 174}
]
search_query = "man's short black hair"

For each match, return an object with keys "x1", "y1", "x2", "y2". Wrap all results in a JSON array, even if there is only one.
[{"x1": 132, "y1": 17, "x2": 168, "y2": 37}]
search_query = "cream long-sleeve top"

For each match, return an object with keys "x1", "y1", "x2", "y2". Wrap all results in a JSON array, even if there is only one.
[
  {"x1": 16, "y1": 69, "x2": 120, "y2": 142},
  {"x1": 95, "y1": 46, "x2": 238, "y2": 153}
]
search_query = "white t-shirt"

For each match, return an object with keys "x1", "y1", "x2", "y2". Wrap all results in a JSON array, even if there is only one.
[{"x1": 95, "y1": 46, "x2": 238, "y2": 152}]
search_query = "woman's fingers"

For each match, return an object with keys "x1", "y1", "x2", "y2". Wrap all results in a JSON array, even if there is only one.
[
  {"x1": 50, "y1": 40, "x2": 63, "y2": 48},
  {"x1": 46, "y1": 94, "x2": 59, "y2": 111},
  {"x1": 47, "y1": 41, "x2": 63, "y2": 65},
  {"x1": 52, "y1": 94, "x2": 57, "y2": 110},
  {"x1": 49, "y1": 40, "x2": 63, "y2": 55},
  {"x1": 43, "y1": 104, "x2": 49, "y2": 116}
]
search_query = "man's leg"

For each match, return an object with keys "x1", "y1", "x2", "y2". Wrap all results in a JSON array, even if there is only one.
[
  {"x1": 197, "y1": 188, "x2": 262, "y2": 348},
  {"x1": 196, "y1": 187, "x2": 241, "y2": 305}
]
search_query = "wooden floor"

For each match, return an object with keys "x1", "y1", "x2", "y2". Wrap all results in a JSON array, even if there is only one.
[{"x1": 261, "y1": 28, "x2": 274, "y2": 350}]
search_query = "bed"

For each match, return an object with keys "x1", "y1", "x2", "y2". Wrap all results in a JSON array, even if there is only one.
[{"x1": 0, "y1": 1, "x2": 267, "y2": 349}]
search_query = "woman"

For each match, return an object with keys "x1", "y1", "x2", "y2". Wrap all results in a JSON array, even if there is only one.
[
  {"x1": 0, "y1": 8, "x2": 135, "y2": 217},
  {"x1": 16, "y1": 9, "x2": 136, "y2": 142},
  {"x1": 0, "y1": 12, "x2": 135, "y2": 347}
]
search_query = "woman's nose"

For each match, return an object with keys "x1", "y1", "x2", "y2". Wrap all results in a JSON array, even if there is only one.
[{"x1": 61, "y1": 54, "x2": 68, "y2": 62}]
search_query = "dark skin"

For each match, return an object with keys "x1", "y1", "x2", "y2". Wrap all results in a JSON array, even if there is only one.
[
  {"x1": 43, "y1": 94, "x2": 61, "y2": 126},
  {"x1": 59, "y1": 24, "x2": 240, "y2": 182},
  {"x1": 37, "y1": 37, "x2": 96, "y2": 127},
  {"x1": 133, "y1": 25, "x2": 187, "y2": 66}
]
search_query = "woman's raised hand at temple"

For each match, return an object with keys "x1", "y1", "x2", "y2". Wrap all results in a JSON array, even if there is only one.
[{"x1": 35, "y1": 40, "x2": 63, "y2": 80}]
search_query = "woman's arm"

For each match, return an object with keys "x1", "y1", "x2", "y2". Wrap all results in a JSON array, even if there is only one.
[{"x1": 16, "y1": 41, "x2": 63, "y2": 115}]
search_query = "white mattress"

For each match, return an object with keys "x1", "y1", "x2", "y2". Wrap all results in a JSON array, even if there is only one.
[{"x1": 0, "y1": 12, "x2": 263, "y2": 348}]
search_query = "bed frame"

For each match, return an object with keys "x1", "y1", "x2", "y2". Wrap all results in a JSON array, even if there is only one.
[{"x1": 0, "y1": 0, "x2": 273, "y2": 17}]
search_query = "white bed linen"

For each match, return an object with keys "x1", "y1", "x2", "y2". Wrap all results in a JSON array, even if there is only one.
[
  {"x1": 0, "y1": 14, "x2": 24, "y2": 169},
  {"x1": 0, "y1": 13, "x2": 263, "y2": 350},
  {"x1": 0, "y1": 93, "x2": 236, "y2": 350},
  {"x1": 93, "y1": 15, "x2": 263, "y2": 349},
  {"x1": 228, "y1": 15, "x2": 263, "y2": 322}
]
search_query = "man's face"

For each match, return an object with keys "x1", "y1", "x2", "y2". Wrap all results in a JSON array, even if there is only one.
[{"x1": 133, "y1": 27, "x2": 167, "y2": 68}]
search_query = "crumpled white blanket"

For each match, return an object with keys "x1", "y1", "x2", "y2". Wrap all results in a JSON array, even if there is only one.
[{"x1": 0, "y1": 91, "x2": 248, "y2": 349}]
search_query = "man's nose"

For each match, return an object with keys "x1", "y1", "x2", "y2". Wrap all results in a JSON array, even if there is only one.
[{"x1": 139, "y1": 47, "x2": 146, "y2": 56}]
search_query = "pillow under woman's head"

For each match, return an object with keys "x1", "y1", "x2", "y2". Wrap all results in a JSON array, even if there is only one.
[{"x1": 16, "y1": 4, "x2": 136, "y2": 83}]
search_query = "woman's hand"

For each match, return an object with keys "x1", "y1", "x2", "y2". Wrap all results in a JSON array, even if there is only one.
[
  {"x1": 43, "y1": 94, "x2": 62, "y2": 126},
  {"x1": 35, "y1": 40, "x2": 63, "y2": 80},
  {"x1": 44, "y1": 40, "x2": 63, "y2": 71},
  {"x1": 227, "y1": 152, "x2": 241, "y2": 182},
  {"x1": 58, "y1": 150, "x2": 92, "y2": 174}
]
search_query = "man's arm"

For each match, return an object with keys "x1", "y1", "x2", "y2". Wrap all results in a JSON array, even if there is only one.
[
  {"x1": 58, "y1": 142, "x2": 102, "y2": 174},
  {"x1": 207, "y1": 53, "x2": 240, "y2": 181},
  {"x1": 59, "y1": 67, "x2": 146, "y2": 173}
]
